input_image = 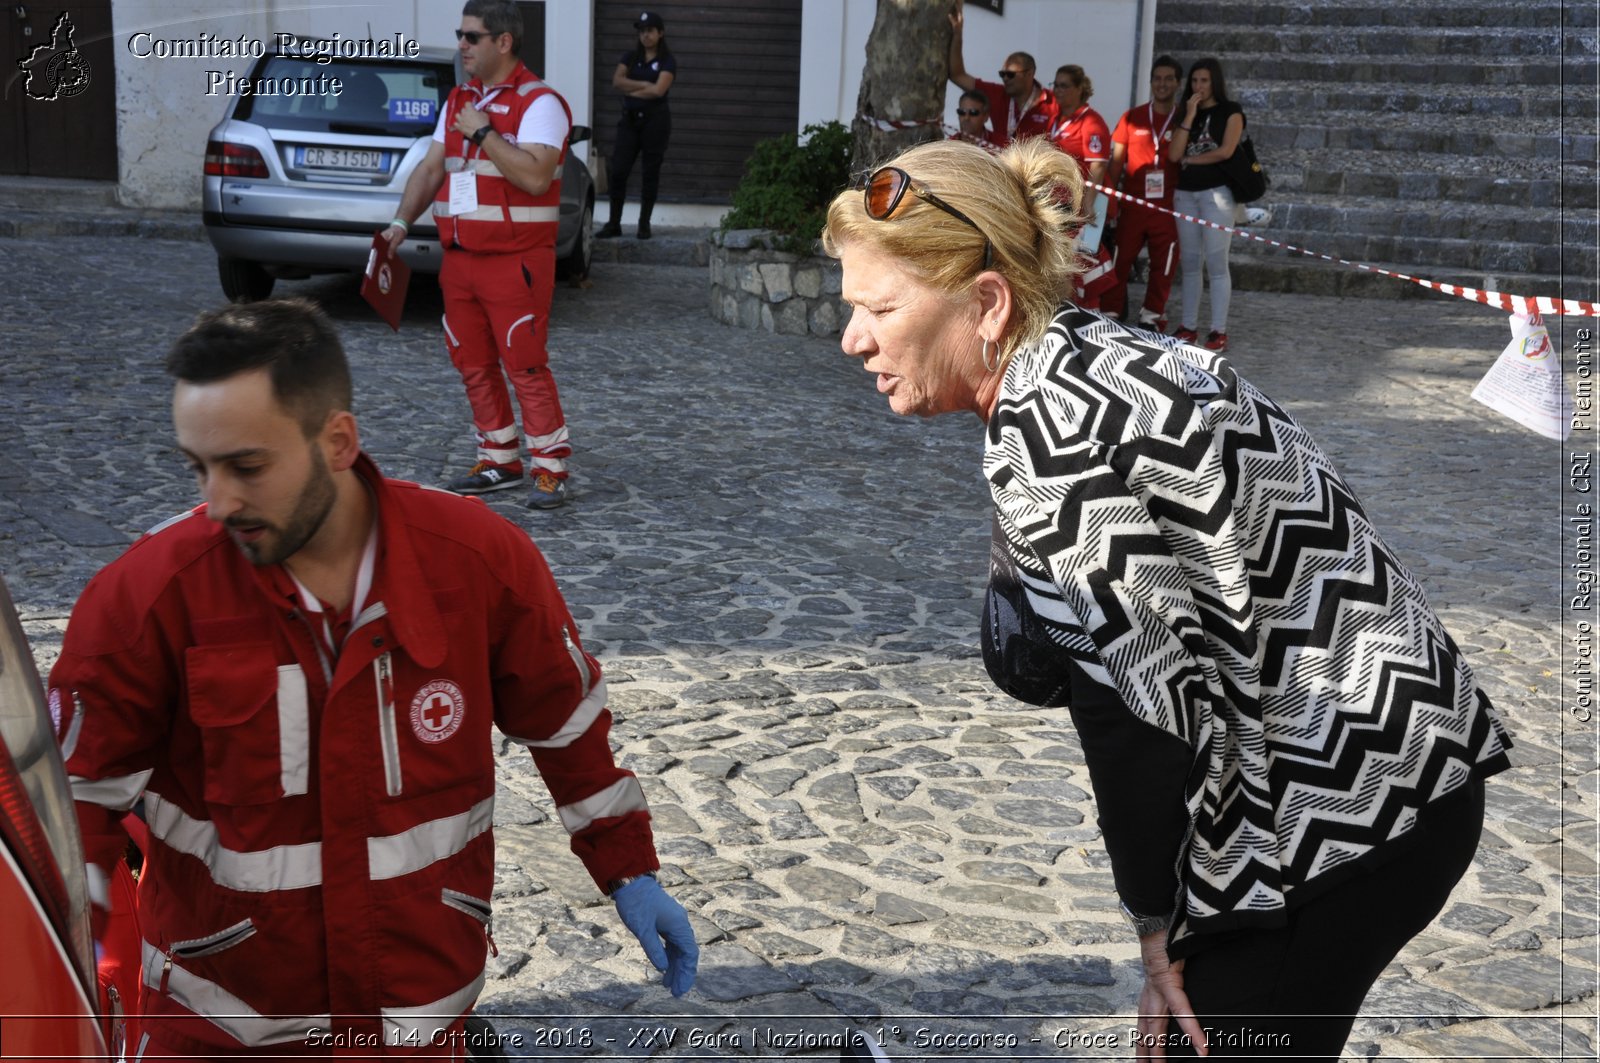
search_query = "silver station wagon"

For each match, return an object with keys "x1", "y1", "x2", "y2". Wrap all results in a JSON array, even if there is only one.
[{"x1": 202, "y1": 45, "x2": 594, "y2": 302}]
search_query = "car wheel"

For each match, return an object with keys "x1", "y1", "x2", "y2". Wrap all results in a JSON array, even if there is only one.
[
  {"x1": 218, "y1": 257, "x2": 275, "y2": 302},
  {"x1": 558, "y1": 194, "x2": 593, "y2": 280}
]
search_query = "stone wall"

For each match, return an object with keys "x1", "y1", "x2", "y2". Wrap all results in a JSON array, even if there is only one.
[{"x1": 708, "y1": 229, "x2": 849, "y2": 336}]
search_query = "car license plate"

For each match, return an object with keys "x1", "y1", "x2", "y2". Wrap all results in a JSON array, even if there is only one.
[{"x1": 297, "y1": 147, "x2": 387, "y2": 172}]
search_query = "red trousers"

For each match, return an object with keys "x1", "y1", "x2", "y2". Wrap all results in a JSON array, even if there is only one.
[
  {"x1": 1106, "y1": 200, "x2": 1179, "y2": 321},
  {"x1": 440, "y1": 247, "x2": 569, "y2": 479}
]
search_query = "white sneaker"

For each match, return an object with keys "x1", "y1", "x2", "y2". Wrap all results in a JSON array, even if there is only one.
[{"x1": 1237, "y1": 205, "x2": 1272, "y2": 227}]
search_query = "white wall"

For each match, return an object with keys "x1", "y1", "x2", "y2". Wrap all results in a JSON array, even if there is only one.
[
  {"x1": 111, "y1": 0, "x2": 593, "y2": 208},
  {"x1": 798, "y1": 0, "x2": 1154, "y2": 142}
]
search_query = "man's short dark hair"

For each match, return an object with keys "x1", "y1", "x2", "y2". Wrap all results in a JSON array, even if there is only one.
[
  {"x1": 463, "y1": 0, "x2": 523, "y2": 54},
  {"x1": 1152, "y1": 54, "x2": 1183, "y2": 80},
  {"x1": 1004, "y1": 51, "x2": 1036, "y2": 73},
  {"x1": 959, "y1": 89, "x2": 988, "y2": 110},
  {"x1": 165, "y1": 298, "x2": 352, "y2": 437}
]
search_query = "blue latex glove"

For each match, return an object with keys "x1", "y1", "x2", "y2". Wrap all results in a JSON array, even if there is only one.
[{"x1": 612, "y1": 875, "x2": 698, "y2": 996}]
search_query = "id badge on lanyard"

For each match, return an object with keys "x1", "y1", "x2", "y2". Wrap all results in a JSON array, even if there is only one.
[
  {"x1": 1144, "y1": 170, "x2": 1166, "y2": 200},
  {"x1": 448, "y1": 87, "x2": 504, "y2": 215}
]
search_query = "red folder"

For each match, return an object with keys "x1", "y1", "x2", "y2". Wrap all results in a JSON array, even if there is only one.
[{"x1": 360, "y1": 233, "x2": 411, "y2": 331}]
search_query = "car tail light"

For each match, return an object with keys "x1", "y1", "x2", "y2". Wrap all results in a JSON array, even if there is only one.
[{"x1": 204, "y1": 140, "x2": 269, "y2": 178}]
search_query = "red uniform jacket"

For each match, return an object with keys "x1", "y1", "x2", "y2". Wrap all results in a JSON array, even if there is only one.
[
  {"x1": 433, "y1": 63, "x2": 570, "y2": 254},
  {"x1": 52, "y1": 455, "x2": 655, "y2": 1055}
]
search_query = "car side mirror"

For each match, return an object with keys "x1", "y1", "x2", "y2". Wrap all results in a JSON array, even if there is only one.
[{"x1": 568, "y1": 124, "x2": 590, "y2": 146}]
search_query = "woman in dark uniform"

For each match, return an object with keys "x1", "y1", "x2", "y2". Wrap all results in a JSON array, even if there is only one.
[{"x1": 598, "y1": 10, "x2": 676, "y2": 240}]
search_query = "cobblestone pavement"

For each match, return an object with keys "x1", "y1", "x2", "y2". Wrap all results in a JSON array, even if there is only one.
[{"x1": 1, "y1": 234, "x2": 1595, "y2": 1062}]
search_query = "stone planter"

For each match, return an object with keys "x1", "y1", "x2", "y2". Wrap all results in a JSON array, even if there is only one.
[{"x1": 708, "y1": 229, "x2": 849, "y2": 337}]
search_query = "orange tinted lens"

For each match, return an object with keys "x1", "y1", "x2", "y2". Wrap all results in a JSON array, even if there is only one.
[{"x1": 864, "y1": 169, "x2": 905, "y2": 219}]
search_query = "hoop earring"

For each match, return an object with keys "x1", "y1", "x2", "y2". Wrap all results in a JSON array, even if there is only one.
[{"x1": 981, "y1": 338, "x2": 1000, "y2": 373}]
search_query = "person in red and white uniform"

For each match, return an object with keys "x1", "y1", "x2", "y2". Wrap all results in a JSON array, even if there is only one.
[
  {"x1": 1104, "y1": 55, "x2": 1184, "y2": 333},
  {"x1": 1045, "y1": 65, "x2": 1116, "y2": 310},
  {"x1": 946, "y1": 1, "x2": 1057, "y2": 146},
  {"x1": 949, "y1": 89, "x2": 1001, "y2": 150},
  {"x1": 51, "y1": 299, "x2": 698, "y2": 1060},
  {"x1": 386, "y1": 1, "x2": 574, "y2": 509}
]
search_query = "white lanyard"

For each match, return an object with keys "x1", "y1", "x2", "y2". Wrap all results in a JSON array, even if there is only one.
[
  {"x1": 286, "y1": 523, "x2": 378, "y2": 668},
  {"x1": 1149, "y1": 102, "x2": 1175, "y2": 143},
  {"x1": 1053, "y1": 104, "x2": 1090, "y2": 142}
]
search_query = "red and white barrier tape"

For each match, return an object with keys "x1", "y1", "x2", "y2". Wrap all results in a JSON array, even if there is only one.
[
  {"x1": 917, "y1": 116, "x2": 1599, "y2": 318},
  {"x1": 863, "y1": 114, "x2": 946, "y2": 132}
]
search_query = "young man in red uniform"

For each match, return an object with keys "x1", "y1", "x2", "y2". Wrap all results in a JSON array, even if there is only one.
[
  {"x1": 52, "y1": 299, "x2": 698, "y2": 1059},
  {"x1": 1103, "y1": 55, "x2": 1184, "y2": 332},
  {"x1": 946, "y1": 1, "x2": 1056, "y2": 146},
  {"x1": 950, "y1": 89, "x2": 1001, "y2": 150},
  {"x1": 386, "y1": 0, "x2": 573, "y2": 508}
]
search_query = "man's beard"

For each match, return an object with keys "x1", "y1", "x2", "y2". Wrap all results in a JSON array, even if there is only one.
[{"x1": 228, "y1": 448, "x2": 338, "y2": 567}]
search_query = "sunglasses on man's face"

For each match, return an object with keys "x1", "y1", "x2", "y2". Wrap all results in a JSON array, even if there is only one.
[
  {"x1": 455, "y1": 29, "x2": 501, "y2": 44},
  {"x1": 956, "y1": 108, "x2": 984, "y2": 117},
  {"x1": 854, "y1": 166, "x2": 994, "y2": 271},
  {"x1": 997, "y1": 69, "x2": 1022, "y2": 80}
]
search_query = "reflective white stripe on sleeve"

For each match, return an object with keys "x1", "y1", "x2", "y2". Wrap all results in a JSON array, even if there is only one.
[
  {"x1": 70, "y1": 770, "x2": 153, "y2": 812},
  {"x1": 367, "y1": 797, "x2": 494, "y2": 882},
  {"x1": 381, "y1": 970, "x2": 486, "y2": 1048},
  {"x1": 145, "y1": 793, "x2": 321, "y2": 892},
  {"x1": 556, "y1": 776, "x2": 646, "y2": 835},
  {"x1": 507, "y1": 678, "x2": 607, "y2": 750},
  {"x1": 277, "y1": 666, "x2": 309, "y2": 796},
  {"x1": 62, "y1": 691, "x2": 85, "y2": 759},
  {"x1": 141, "y1": 938, "x2": 330, "y2": 1046}
]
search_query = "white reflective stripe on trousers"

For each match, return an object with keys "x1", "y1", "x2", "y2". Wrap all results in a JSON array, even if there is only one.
[
  {"x1": 144, "y1": 793, "x2": 322, "y2": 892},
  {"x1": 141, "y1": 939, "x2": 330, "y2": 1047},
  {"x1": 557, "y1": 776, "x2": 647, "y2": 834},
  {"x1": 367, "y1": 796, "x2": 495, "y2": 881}
]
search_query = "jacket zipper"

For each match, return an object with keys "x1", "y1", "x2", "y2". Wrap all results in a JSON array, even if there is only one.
[
  {"x1": 562, "y1": 626, "x2": 592, "y2": 697},
  {"x1": 374, "y1": 651, "x2": 402, "y2": 796},
  {"x1": 442, "y1": 888, "x2": 498, "y2": 957},
  {"x1": 160, "y1": 919, "x2": 257, "y2": 991}
]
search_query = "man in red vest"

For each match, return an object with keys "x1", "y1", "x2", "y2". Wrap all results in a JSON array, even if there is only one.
[
  {"x1": 1103, "y1": 55, "x2": 1185, "y2": 333},
  {"x1": 386, "y1": 0, "x2": 574, "y2": 509}
]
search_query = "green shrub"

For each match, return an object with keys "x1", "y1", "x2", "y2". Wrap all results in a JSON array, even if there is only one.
[{"x1": 721, "y1": 121, "x2": 853, "y2": 250}]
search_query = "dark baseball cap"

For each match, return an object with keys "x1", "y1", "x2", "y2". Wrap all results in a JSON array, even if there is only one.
[{"x1": 635, "y1": 10, "x2": 664, "y2": 30}]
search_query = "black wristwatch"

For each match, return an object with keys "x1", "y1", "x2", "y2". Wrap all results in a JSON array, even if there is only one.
[
  {"x1": 1120, "y1": 901, "x2": 1171, "y2": 938},
  {"x1": 469, "y1": 126, "x2": 492, "y2": 146}
]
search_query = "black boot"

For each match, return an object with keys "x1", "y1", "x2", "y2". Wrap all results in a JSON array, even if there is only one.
[
  {"x1": 636, "y1": 220, "x2": 652, "y2": 240},
  {"x1": 597, "y1": 220, "x2": 622, "y2": 239}
]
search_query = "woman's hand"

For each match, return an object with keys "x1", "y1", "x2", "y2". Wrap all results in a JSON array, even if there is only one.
[
  {"x1": 1184, "y1": 94, "x2": 1202, "y2": 121},
  {"x1": 1135, "y1": 932, "x2": 1208, "y2": 1059}
]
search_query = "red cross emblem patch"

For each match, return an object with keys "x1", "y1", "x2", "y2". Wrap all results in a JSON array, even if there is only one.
[{"x1": 410, "y1": 680, "x2": 465, "y2": 744}]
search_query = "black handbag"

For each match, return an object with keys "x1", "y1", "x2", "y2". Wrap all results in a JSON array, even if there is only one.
[{"x1": 1222, "y1": 119, "x2": 1268, "y2": 204}]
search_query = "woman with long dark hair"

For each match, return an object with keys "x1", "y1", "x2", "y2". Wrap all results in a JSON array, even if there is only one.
[
  {"x1": 1167, "y1": 57, "x2": 1244, "y2": 353},
  {"x1": 598, "y1": 10, "x2": 676, "y2": 240}
]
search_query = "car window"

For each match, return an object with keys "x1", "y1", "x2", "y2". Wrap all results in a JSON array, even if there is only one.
[{"x1": 236, "y1": 58, "x2": 454, "y2": 134}]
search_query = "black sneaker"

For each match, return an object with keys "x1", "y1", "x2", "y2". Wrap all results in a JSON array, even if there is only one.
[
  {"x1": 596, "y1": 221, "x2": 622, "y2": 239},
  {"x1": 529, "y1": 472, "x2": 568, "y2": 509},
  {"x1": 463, "y1": 1016, "x2": 506, "y2": 1061},
  {"x1": 446, "y1": 462, "x2": 523, "y2": 495}
]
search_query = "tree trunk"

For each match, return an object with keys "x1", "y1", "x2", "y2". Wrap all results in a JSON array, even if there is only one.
[{"x1": 851, "y1": 0, "x2": 954, "y2": 170}]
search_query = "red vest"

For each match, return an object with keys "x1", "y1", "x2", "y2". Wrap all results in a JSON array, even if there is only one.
[{"x1": 433, "y1": 64, "x2": 570, "y2": 254}]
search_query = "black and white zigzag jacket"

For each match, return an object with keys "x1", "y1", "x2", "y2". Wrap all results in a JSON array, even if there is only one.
[{"x1": 981, "y1": 306, "x2": 1512, "y2": 951}]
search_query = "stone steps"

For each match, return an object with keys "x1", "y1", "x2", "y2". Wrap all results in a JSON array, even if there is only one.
[
  {"x1": 1158, "y1": 25, "x2": 1591, "y2": 60},
  {"x1": 1237, "y1": 81, "x2": 1586, "y2": 122},
  {"x1": 1155, "y1": 0, "x2": 1595, "y2": 30},
  {"x1": 1150, "y1": 0, "x2": 1590, "y2": 302}
]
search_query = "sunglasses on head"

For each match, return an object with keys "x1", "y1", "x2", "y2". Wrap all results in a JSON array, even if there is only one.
[
  {"x1": 854, "y1": 166, "x2": 994, "y2": 271},
  {"x1": 455, "y1": 29, "x2": 501, "y2": 43},
  {"x1": 997, "y1": 69, "x2": 1022, "y2": 80},
  {"x1": 956, "y1": 107, "x2": 984, "y2": 117}
]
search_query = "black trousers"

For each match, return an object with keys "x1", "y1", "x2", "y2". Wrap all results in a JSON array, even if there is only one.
[
  {"x1": 608, "y1": 105, "x2": 671, "y2": 225},
  {"x1": 1162, "y1": 779, "x2": 1486, "y2": 1060}
]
